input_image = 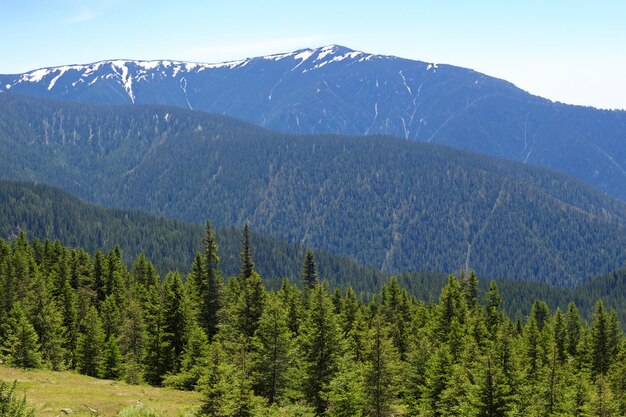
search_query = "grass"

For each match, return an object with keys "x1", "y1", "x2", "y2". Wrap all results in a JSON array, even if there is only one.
[{"x1": 0, "y1": 365, "x2": 201, "y2": 417}]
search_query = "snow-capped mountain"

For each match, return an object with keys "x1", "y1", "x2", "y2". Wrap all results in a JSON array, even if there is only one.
[{"x1": 1, "y1": 45, "x2": 625, "y2": 200}]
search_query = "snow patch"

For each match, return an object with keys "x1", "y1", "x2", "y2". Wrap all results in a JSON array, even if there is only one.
[{"x1": 48, "y1": 68, "x2": 68, "y2": 90}]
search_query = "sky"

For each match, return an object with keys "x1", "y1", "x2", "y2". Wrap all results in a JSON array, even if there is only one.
[{"x1": 1, "y1": 0, "x2": 625, "y2": 110}]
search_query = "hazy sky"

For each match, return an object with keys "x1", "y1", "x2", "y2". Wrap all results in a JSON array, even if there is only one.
[{"x1": 1, "y1": 0, "x2": 625, "y2": 109}]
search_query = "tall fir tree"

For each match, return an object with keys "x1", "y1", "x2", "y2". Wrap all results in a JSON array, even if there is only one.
[
  {"x1": 301, "y1": 249, "x2": 318, "y2": 291},
  {"x1": 363, "y1": 315, "x2": 399, "y2": 417},
  {"x1": 301, "y1": 284, "x2": 342, "y2": 415},
  {"x1": 240, "y1": 223, "x2": 254, "y2": 282},
  {"x1": 1, "y1": 302, "x2": 42, "y2": 369},
  {"x1": 76, "y1": 305, "x2": 105, "y2": 377},
  {"x1": 251, "y1": 293, "x2": 293, "y2": 404}
]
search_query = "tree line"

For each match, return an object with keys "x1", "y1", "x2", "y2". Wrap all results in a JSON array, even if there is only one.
[{"x1": 1, "y1": 223, "x2": 626, "y2": 416}]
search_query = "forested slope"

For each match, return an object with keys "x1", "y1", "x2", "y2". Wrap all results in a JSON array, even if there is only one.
[{"x1": 2, "y1": 94, "x2": 626, "y2": 284}]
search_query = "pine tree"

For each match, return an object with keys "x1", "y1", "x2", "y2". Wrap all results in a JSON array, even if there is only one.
[
  {"x1": 60, "y1": 279, "x2": 78, "y2": 368},
  {"x1": 120, "y1": 299, "x2": 145, "y2": 385},
  {"x1": 236, "y1": 271, "x2": 266, "y2": 339},
  {"x1": 475, "y1": 356, "x2": 508, "y2": 417},
  {"x1": 301, "y1": 249, "x2": 318, "y2": 291},
  {"x1": 438, "y1": 363, "x2": 474, "y2": 416},
  {"x1": 1, "y1": 302, "x2": 42, "y2": 369},
  {"x1": 420, "y1": 345, "x2": 452, "y2": 417},
  {"x1": 240, "y1": 223, "x2": 254, "y2": 282},
  {"x1": 363, "y1": 315, "x2": 399, "y2": 417},
  {"x1": 251, "y1": 293, "x2": 293, "y2": 404},
  {"x1": 201, "y1": 342, "x2": 227, "y2": 417},
  {"x1": 326, "y1": 356, "x2": 364, "y2": 417},
  {"x1": 161, "y1": 272, "x2": 192, "y2": 375},
  {"x1": 163, "y1": 324, "x2": 209, "y2": 390},
  {"x1": 92, "y1": 251, "x2": 107, "y2": 306},
  {"x1": 143, "y1": 284, "x2": 166, "y2": 385},
  {"x1": 278, "y1": 279, "x2": 303, "y2": 337},
  {"x1": 484, "y1": 280, "x2": 502, "y2": 336},
  {"x1": 301, "y1": 285, "x2": 342, "y2": 414},
  {"x1": 591, "y1": 301, "x2": 611, "y2": 376},
  {"x1": 566, "y1": 302, "x2": 582, "y2": 357},
  {"x1": 103, "y1": 337, "x2": 123, "y2": 380},
  {"x1": 462, "y1": 270, "x2": 480, "y2": 310},
  {"x1": 76, "y1": 305, "x2": 105, "y2": 377}
]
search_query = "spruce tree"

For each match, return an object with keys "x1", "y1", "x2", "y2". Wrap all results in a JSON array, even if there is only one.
[
  {"x1": 566, "y1": 302, "x2": 582, "y2": 357},
  {"x1": 2, "y1": 302, "x2": 42, "y2": 369},
  {"x1": 76, "y1": 305, "x2": 105, "y2": 377},
  {"x1": 301, "y1": 249, "x2": 318, "y2": 291},
  {"x1": 161, "y1": 272, "x2": 192, "y2": 375},
  {"x1": 326, "y1": 356, "x2": 364, "y2": 417},
  {"x1": 240, "y1": 223, "x2": 254, "y2": 281},
  {"x1": 363, "y1": 315, "x2": 399, "y2": 417},
  {"x1": 103, "y1": 337, "x2": 123, "y2": 380},
  {"x1": 301, "y1": 284, "x2": 342, "y2": 414},
  {"x1": 591, "y1": 301, "x2": 611, "y2": 376},
  {"x1": 236, "y1": 271, "x2": 266, "y2": 339},
  {"x1": 251, "y1": 294, "x2": 293, "y2": 404},
  {"x1": 204, "y1": 221, "x2": 222, "y2": 341}
]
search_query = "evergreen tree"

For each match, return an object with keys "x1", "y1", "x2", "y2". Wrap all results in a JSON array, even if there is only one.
[
  {"x1": 103, "y1": 337, "x2": 123, "y2": 380},
  {"x1": 120, "y1": 299, "x2": 145, "y2": 385},
  {"x1": 201, "y1": 221, "x2": 222, "y2": 341},
  {"x1": 363, "y1": 315, "x2": 398, "y2": 417},
  {"x1": 1, "y1": 302, "x2": 42, "y2": 369},
  {"x1": 76, "y1": 305, "x2": 105, "y2": 377},
  {"x1": 251, "y1": 294, "x2": 293, "y2": 404},
  {"x1": 462, "y1": 270, "x2": 480, "y2": 310},
  {"x1": 301, "y1": 285, "x2": 342, "y2": 414},
  {"x1": 326, "y1": 357, "x2": 364, "y2": 417},
  {"x1": 163, "y1": 324, "x2": 209, "y2": 390},
  {"x1": 301, "y1": 249, "x2": 318, "y2": 291},
  {"x1": 475, "y1": 356, "x2": 508, "y2": 417},
  {"x1": 420, "y1": 345, "x2": 452, "y2": 417},
  {"x1": 161, "y1": 272, "x2": 192, "y2": 375},
  {"x1": 566, "y1": 302, "x2": 582, "y2": 357},
  {"x1": 143, "y1": 283, "x2": 167, "y2": 385},
  {"x1": 200, "y1": 342, "x2": 227, "y2": 417},
  {"x1": 240, "y1": 223, "x2": 254, "y2": 281},
  {"x1": 591, "y1": 301, "x2": 611, "y2": 376},
  {"x1": 236, "y1": 271, "x2": 266, "y2": 339}
]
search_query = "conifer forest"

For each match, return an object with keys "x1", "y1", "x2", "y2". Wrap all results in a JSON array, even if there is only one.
[{"x1": 1, "y1": 223, "x2": 626, "y2": 417}]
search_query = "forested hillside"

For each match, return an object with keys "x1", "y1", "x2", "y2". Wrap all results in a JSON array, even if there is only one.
[
  {"x1": 2, "y1": 45, "x2": 625, "y2": 200},
  {"x1": 2, "y1": 94, "x2": 626, "y2": 285},
  {"x1": 0, "y1": 180, "x2": 385, "y2": 291},
  {"x1": 2, "y1": 232, "x2": 626, "y2": 416},
  {"x1": 3, "y1": 179, "x2": 626, "y2": 324}
]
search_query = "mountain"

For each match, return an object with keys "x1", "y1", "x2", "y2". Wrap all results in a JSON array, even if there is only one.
[
  {"x1": 0, "y1": 179, "x2": 385, "y2": 290},
  {"x1": 1, "y1": 45, "x2": 625, "y2": 200},
  {"x1": 1, "y1": 93, "x2": 626, "y2": 285}
]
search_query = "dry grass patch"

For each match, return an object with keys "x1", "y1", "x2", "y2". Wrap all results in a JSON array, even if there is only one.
[{"x1": 0, "y1": 366, "x2": 201, "y2": 417}]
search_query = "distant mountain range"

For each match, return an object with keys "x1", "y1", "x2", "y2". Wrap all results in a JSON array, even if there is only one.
[
  {"x1": 1, "y1": 93, "x2": 625, "y2": 285},
  {"x1": 1, "y1": 45, "x2": 625, "y2": 200}
]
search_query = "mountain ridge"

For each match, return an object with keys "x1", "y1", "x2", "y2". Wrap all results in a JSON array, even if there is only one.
[{"x1": 2, "y1": 45, "x2": 624, "y2": 201}]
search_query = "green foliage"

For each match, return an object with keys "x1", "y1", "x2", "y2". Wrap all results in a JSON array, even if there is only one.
[
  {"x1": 2, "y1": 232, "x2": 626, "y2": 416},
  {"x1": 76, "y1": 305, "x2": 105, "y2": 377},
  {"x1": 1, "y1": 303, "x2": 42, "y2": 369},
  {"x1": 0, "y1": 381, "x2": 35, "y2": 417}
]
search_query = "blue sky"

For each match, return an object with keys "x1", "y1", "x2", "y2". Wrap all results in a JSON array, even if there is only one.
[{"x1": 1, "y1": 0, "x2": 625, "y2": 109}]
